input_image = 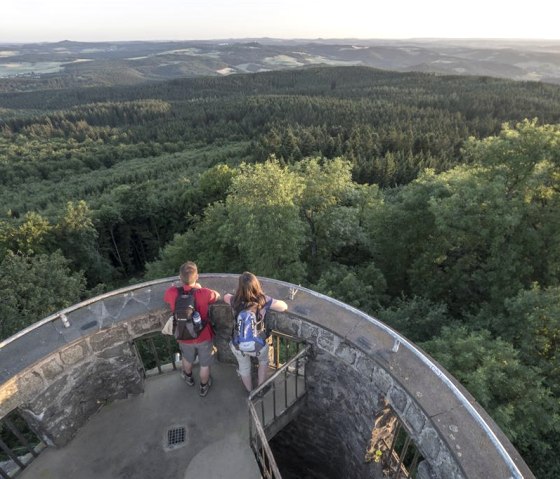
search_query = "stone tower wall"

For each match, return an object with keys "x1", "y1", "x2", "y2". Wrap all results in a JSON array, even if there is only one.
[{"x1": 0, "y1": 275, "x2": 534, "y2": 478}]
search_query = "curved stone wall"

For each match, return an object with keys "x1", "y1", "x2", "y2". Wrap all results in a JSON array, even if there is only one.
[{"x1": 0, "y1": 275, "x2": 534, "y2": 478}]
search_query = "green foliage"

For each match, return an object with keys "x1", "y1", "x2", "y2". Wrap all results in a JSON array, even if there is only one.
[
  {"x1": 422, "y1": 326, "x2": 560, "y2": 479},
  {"x1": 369, "y1": 121, "x2": 560, "y2": 317},
  {"x1": 1, "y1": 68, "x2": 560, "y2": 474},
  {"x1": 313, "y1": 263, "x2": 386, "y2": 313},
  {"x1": 224, "y1": 159, "x2": 307, "y2": 280},
  {"x1": 377, "y1": 296, "x2": 450, "y2": 343},
  {"x1": 497, "y1": 285, "x2": 560, "y2": 396},
  {"x1": 54, "y1": 201, "x2": 113, "y2": 286},
  {"x1": 0, "y1": 251, "x2": 85, "y2": 340},
  {"x1": 181, "y1": 163, "x2": 237, "y2": 216},
  {"x1": 147, "y1": 156, "x2": 383, "y2": 286},
  {"x1": 144, "y1": 202, "x2": 245, "y2": 278},
  {"x1": 0, "y1": 212, "x2": 52, "y2": 255}
]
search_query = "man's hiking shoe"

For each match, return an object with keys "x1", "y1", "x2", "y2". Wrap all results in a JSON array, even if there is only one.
[
  {"x1": 199, "y1": 377, "x2": 212, "y2": 397},
  {"x1": 181, "y1": 371, "x2": 195, "y2": 386}
]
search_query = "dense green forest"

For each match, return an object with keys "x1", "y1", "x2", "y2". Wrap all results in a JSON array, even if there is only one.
[{"x1": 0, "y1": 66, "x2": 559, "y2": 477}]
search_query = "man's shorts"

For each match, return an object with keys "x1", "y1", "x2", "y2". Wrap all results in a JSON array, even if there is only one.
[
  {"x1": 179, "y1": 340, "x2": 215, "y2": 367},
  {"x1": 229, "y1": 342, "x2": 269, "y2": 377}
]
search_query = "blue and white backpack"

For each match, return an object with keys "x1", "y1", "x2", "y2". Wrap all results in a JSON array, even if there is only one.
[{"x1": 232, "y1": 300, "x2": 272, "y2": 353}]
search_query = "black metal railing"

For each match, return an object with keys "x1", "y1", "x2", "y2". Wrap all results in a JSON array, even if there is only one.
[
  {"x1": 366, "y1": 406, "x2": 424, "y2": 479},
  {"x1": 133, "y1": 329, "x2": 303, "y2": 377},
  {"x1": 248, "y1": 405, "x2": 283, "y2": 479},
  {"x1": 384, "y1": 421, "x2": 422, "y2": 479},
  {"x1": 0, "y1": 410, "x2": 44, "y2": 479},
  {"x1": 248, "y1": 344, "x2": 311, "y2": 479},
  {"x1": 270, "y1": 330, "x2": 305, "y2": 369},
  {"x1": 133, "y1": 332, "x2": 180, "y2": 376}
]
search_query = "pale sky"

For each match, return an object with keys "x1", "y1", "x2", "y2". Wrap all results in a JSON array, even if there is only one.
[{"x1": 0, "y1": 0, "x2": 557, "y2": 43}]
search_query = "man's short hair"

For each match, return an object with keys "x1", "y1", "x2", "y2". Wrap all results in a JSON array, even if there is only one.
[{"x1": 179, "y1": 261, "x2": 198, "y2": 285}]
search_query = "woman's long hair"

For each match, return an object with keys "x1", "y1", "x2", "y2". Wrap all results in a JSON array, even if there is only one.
[{"x1": 232, "y1": 272, "x2": 266, "y2": 314}]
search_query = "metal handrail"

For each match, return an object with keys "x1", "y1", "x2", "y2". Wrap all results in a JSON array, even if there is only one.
[
  {"x1": 248, "y1": 343, "x2": 311, "y2": 479},
  {"x1": 249, "y1": 345, "x2": 310, "y2": 401},
  {"x1": 248, "y1": 404, "x2": 282, "y2": 479}
]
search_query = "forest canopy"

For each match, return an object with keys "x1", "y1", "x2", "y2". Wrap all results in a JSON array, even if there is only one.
[{"x1": 1, "y1": 66, "x2": 559, "y2": 477}]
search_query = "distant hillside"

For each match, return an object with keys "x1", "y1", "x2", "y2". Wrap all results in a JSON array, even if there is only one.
[{"x1": 1, "y1": 38, "x2": 560, "y2": 92}]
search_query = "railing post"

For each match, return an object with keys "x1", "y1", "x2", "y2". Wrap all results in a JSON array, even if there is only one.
[
  {"x1": 0, "y1": 437, "x2": 26, "y2": 470},
  {"x1": 3, "y1": 417, "x2": 39, "y2": 458},
  {"x1": 247, "y1": 344, "x2": 311, "y2": 478}
]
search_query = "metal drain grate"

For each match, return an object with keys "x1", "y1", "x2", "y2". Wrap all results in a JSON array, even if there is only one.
[{"x1": 167, "y1": 426, "x2": 186, "y2": 447}]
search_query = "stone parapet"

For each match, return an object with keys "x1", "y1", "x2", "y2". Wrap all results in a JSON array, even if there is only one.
[{"x1": 0, "y1": 275, "x2": 534, "y2": 478}]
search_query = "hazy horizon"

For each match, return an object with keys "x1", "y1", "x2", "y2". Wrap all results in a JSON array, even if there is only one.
[
  {"x1": 2, "y1": 37, "x2": 560, "y2": 46},
  {"x1": 1, "y1": 0, "x2": 558, "y2": 43}
]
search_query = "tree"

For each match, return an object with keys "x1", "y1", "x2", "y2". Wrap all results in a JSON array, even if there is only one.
[
  {"x1": 0, "y1": 212, "x2": 52, "y2": 256},
  {"x1": 144, "y1": 202, "x2": 243, "y2": 279},
  {"x1": 422, "y1": 326, "x2": 560, "y2": 478},
  {"x1": 313, "y1": 263, "x2": 386, "y2": 313},
  {"x1": 377, "y1": 296, "x2": 450, "y2": 343},
  {"x1": 379, "y1": 121, "x2": 560, "y2": 316},
  {"x1": 495, "y1": 285, "x2": 560, "y2": 396},
  {"x1": 294, "y1": 157, "x2": 358, "y2": 276},
  {"x1": 225, "y1": 159, "x2": 307, "y2": 281},
  {"x1": 0, "y1": 251, "x2": 86, "y2": 340},
  {"x1": 54, "y1": 201, "x2": 113, "y2": 286},
  {"x1": 408, "y1": 164, "x2": 528, "y2": 313},
  {"x1": 465, "y1": 120, "x2": 560, "y2": 289}
]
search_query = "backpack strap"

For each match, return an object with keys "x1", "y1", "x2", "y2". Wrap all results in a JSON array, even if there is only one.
[{"x1": 262, "y1": 298, "x2": 273, "y2": 337}]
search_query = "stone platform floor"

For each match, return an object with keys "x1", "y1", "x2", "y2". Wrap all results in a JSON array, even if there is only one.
[{"x1": 18, "y1": 361, "x2": 261, "y2": 479}]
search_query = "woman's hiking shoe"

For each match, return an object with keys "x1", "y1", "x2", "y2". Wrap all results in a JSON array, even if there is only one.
[
  {"x1": 181, "y1": 371, "x2": 195, "y2": 386},
  {"x1": 199, "y1": 377, "x2": 212, "y2": 397}
]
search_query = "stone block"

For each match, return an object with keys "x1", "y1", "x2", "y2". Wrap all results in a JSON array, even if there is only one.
[
  {"x1": 129, "y1": 313, "x2": 162, "y2": 336},
  {"x1": 126, "y1": 379, "x2": 144, "y2": 396},
  {"x1": 216, "y1": 338, "x2": 236, "y2": 364},
  {"x1": 335, "y1": 341, "x2": 356, "y2": 366},
  {"x1": 89, "y1": 325, "x2": 130, "y2": 352},
  {"x1": 371, "y1": 366, "x2": 393, "y2": 394},
  {"x1": 275, "y1": 315, "x2": 301, "y2": 337},
  {"x1": 27, "y1": 375, "x2": 69, "y2": 416},
  {"x1": 389, "y1": 384, "x2": 408, "y2": 413},
  {"x1": 41, "y1": 358, "x2": 64, "y2": 380},
  {"x1": 435, "y1": 452, "x2": 465, "y2": 479},
  {"x1": 96, "y1": 343, "x2": 130, "y2": 360},
  {"x1": 211, "y1": 305, "x2": 234, "y2": 337},
  {"x1": 404, "y1": 400, "x2": 427, "y2": 435},
  {"x1": 420, "y1": 427, "x2": 442, "y2": 462},
  {"x1": 0, "y1": 379, "x2": 21, "y2": 417},
  {"x1": 417, "y1": 460, "x2": 437, "y2": 479},
  {"x1": 29, "y1": 355, "x2": 145, "y2": 447},
  {"x1": 60, "y1": 343, "x2": 87, "y2": 365},
  {"x1": 317, "y1": 329, "x2": 337, "y2": 353},
  {"x1": 16, "y1": 371, "x2": 45, "y2": 400},
  {"x1": 354, "y1": 354, "x2": 376, "y2": 381},
  {"x1": 300, "y1": 322, "x2": 320, "y2": 343}
]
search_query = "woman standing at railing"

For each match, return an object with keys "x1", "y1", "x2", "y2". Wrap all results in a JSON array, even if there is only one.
[{"x1": 224, "y1": 272, "x2": 288, "y2": 392}]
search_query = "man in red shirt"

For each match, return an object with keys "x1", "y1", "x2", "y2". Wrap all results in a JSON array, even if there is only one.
[{"x1": 164, "y1": 261, "x2": 220, "y2": 397}]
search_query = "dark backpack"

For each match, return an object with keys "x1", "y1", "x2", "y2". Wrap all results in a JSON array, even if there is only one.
[
  {"x1": 173, "y1": 287, "x2": 203, "y2": 340},
  {"x1": 232, "y1": 300, "x2": 271, "y2": 353}
]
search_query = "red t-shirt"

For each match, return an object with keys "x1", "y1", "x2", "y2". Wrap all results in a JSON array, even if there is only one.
[{"x1": 164, "y1": 285, "x2": 219, "y2": 344}]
